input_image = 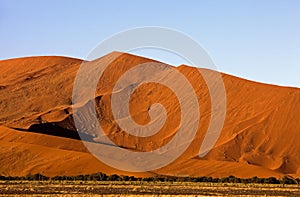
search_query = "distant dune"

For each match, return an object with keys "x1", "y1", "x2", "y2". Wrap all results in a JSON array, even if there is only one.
[{"x1": 0, "y1": 52, "x2": 299, "y2": 178}]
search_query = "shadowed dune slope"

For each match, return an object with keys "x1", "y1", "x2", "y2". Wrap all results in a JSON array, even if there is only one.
[{"x1": 0, "y1": 52, "x2": 299, "y2": 178}]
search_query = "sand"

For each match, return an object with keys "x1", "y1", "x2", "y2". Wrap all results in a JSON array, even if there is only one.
[{"x1": 0, "y1": 52, "x2": 299, "y2": 178}]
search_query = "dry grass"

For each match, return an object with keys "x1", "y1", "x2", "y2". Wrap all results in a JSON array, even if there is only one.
[{"x1": 1, "y1": 181, "x2": 300, "y2": 196}]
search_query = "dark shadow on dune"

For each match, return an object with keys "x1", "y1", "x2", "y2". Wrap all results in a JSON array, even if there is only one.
[
  {"x1": 13, "y1": 123, "x2": 95, "y2": 142},
  {"x1": 11, "y1": 123, "x2": 121, "y2": 149}
]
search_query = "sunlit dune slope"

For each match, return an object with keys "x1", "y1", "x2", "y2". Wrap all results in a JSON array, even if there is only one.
[{"x1": 0, "y1": 52, "x2": 299, "y2": 178}]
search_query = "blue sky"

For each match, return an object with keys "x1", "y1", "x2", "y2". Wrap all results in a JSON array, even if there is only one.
[{"x1": 1, "y1": 0, "x2": 299, "y2": 87}]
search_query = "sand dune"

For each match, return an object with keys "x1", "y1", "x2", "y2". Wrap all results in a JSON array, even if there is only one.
[{"x1": 0, "y1": 52, "x2": 299, "y2": 178}]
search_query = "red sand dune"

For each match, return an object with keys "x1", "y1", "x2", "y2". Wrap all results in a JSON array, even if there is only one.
[{"x1": 0, "y1": 52, "x2": 299, "y2": 178}]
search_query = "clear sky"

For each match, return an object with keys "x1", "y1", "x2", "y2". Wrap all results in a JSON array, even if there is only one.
[{"x1": 1, "y1": 0, "x2": 299, "y2": 87}]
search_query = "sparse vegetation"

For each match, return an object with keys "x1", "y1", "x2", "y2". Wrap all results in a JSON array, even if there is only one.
[{"x1": 0, "y1": 173, "x2": 297, "y2": 185}]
